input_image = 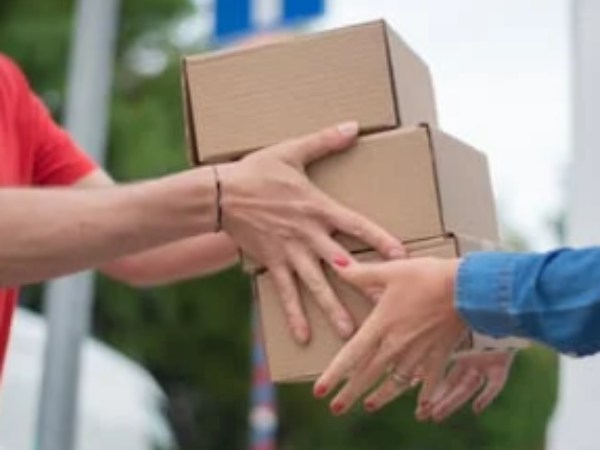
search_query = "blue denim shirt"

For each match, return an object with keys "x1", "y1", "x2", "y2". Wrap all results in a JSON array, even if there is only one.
[{"x1": 456, "y1": 246, "x2": 600, "y2": 357}]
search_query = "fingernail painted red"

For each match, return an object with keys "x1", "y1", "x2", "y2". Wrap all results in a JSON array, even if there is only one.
[
  {"x1": 333, "y1": 256, "x2": 350, "y2": 267},
  {"x1": 331, "y1": 402, "x2": 345, "y2": 415},
  {"x1": 314, "y1": 384, "x2": 327, "y2": 397},
  {"x1": 364, "y1": 400, "x2": 377, "y2": 412}
]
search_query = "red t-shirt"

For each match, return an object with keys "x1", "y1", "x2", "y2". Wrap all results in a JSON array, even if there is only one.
[{"x1": 0, "y1": 55, "x2": 97, "y2": 382}]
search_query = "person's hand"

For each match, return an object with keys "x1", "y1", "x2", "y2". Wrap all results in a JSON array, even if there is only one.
[
  {"x1": 417, "y1": 350, "x2": 515, "y2": 422},
  {"x1": 218, "y1": 122, "x2": 405, "y2": 343},
  {"x1": 366, "y1": 350, "x2": 514, "y2": 420},
  {"x1": 312, "y1": 257, "x2": 465, "y2": 415},
  {"x1": 327, "y1": 349, "x2": 514, "y2": 421}
]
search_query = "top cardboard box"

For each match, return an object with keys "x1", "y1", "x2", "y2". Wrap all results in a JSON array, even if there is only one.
[{"x1": 182, "y1": 20, "x2": 438, "y2": 163}]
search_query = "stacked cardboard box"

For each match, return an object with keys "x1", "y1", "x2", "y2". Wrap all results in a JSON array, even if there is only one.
[{"x1": 181, "y1": 20, "x2": 528, "y2": 383}]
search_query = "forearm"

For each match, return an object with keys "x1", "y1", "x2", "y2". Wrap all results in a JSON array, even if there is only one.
[
  {"x1": 456, "y1": 247, "x2": 600, "y2": 355},
  {"x1": 101, "y1": 232, "x2": 239, "y2": 287},
  {"x1": 0, "y1": 169, "x2": 217, "y2": 286}
]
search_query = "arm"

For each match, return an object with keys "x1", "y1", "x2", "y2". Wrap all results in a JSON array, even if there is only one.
[
  {"x1": 0, "y1": 168, "x2": 219, "y2": 286},
  {"x1": 457, "y1": 247, "x2": 600, "y2": 356},
  {"x1": 6, "y1": 56, "x2": 404, "y2": 343},
  {"x1": 2, "y1": 126, "x2": 402, "y2": 343},
  {"x1": 2, "y1": 55, "x2": 237, "y2": 287},
  {"x1": 313, "y1": 247, "x2": 600, "y2": 417},
  {"x1": 101, "y1": 233, "x2": 238, "y2": 286},
  {"x1": 74, "y1": 170, "x2": 239, "y2": 286}
]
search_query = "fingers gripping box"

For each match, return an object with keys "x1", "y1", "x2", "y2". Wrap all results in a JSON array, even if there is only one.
[{"x1": 242, "y1": 125, "x2": 500, "y2": 272}]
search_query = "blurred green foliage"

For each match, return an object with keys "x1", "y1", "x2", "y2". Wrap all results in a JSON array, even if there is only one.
[{"x1": 2, "y1": 1, "x2": 559, "y2": 449}]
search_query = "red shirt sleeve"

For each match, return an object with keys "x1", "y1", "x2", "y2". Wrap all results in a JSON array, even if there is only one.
[{"x1": 6, "y1": 56, "x2": 98, "y2": 186}]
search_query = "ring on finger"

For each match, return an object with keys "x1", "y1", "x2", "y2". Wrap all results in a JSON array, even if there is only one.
[
  {"x1": 409, "y1": 375, "x2": 422, "y2": 388},
  {"x1": 390, "y1": 371, "x2": 411, "y2": 388},
  {"x1": 409, "y1": 367, "x2": 425, "y2": 387}
]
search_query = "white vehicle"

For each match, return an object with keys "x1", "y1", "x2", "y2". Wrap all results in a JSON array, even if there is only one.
[{"x1": 0, "y1": 307, "x2": 176, "y2": 450}]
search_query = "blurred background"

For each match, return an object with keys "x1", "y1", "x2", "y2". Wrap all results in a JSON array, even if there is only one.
[{"x1": 2, "y1": 0, "x2": 599, "y2": 449}]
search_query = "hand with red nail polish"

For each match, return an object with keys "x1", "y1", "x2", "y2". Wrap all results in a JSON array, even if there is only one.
[
  {"x1": 364, "y1": 400, "x2": 377, "y2": 412},
  {"x1": 222, "y1": 122, "x2": 404, "y2": 343},
  {"x1": 314, "y1": 257, "x2": 467, "y2": 417},
  {"x1": 331, "y1": 401, "x2": 345, "y2": 415},
  {"x1": 333, "y1": 255, "x2": 350, "y2": 268},
  {"x1": 313, "y1": 384, "x2": 328, "y2": 398}
]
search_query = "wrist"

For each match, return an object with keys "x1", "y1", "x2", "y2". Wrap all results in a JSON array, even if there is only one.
[
  {"x1": 148, "y1": 167, "x2": 228, "y2": 237},
  {"x1": 441, "y1": 258, "x2": 461, "y2": 301},
  {"x1": 440, "y1": 258, "x2": 466, "y2": 327}
]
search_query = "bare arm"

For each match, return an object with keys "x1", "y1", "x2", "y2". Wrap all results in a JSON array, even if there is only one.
[
  {"x1": 5, "y1": 49, "x2": 403, "y2": 343},
  {"x1": 2, "y1": 123, "x2": 403, "y2": 344},
  {"x1": 102, "y1": 233, "x2": 237, "y2": 286},
  {"x1": 74, "y1": 170, "x2": 239, "y2": 287},
  {"x1": 0, "y1": 168, "x2": 217, "y2": 286}
]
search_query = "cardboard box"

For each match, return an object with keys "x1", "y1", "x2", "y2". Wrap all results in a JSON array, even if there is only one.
[
  {"x1": 182, "y1": 19, "x2": 438, "y2": 163},
  {"x1": 242, "y1": 125, "x2": 499, "y2": 272},
  {"x1": 254, "y1": 234, "x2": 528, "y2": 383}
]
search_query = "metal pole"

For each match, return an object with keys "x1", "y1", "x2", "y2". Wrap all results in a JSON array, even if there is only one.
[
  {"x1": 548, "y1": 1, "x2": 600, "y2": 449},
  {"x1": 35, "y1": 1, "x2": 120, "y2": 449}
]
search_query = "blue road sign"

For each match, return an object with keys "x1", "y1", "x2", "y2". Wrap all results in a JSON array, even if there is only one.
[
  {"x1": 282, "y1": 0, "x2": 325, "y2": 25},
  {"x1": 214, "y1": 0, "x2": 325, "y2": 42},
  {"x1": 215, "y1": 0, "x2": 252, "y2": 41}
]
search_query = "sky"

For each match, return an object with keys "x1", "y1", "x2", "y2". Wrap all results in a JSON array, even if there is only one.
[{"x1": 318, "y1": 0, "x2": 571, "y2": 249}]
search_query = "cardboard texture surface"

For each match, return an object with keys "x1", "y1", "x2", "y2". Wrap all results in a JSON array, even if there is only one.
[
  {"x1": 255, "y1": 234, "x2": 527, "y2": 383},
  {"x1": 242, "y1": 125, "x2": 499, "y2": 272},
  {"x1": 181, "y1": 20, "x2": 438, "y2": 163}
]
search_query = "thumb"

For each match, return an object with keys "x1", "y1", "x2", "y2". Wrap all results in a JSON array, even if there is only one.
[{"x1": 286, "y1": 121, "x2": 359, "y2": 167}]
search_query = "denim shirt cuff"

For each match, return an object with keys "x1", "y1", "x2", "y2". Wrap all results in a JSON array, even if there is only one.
[{"x1": 455, "y1": 251, "x2": 521, "y2": 338}]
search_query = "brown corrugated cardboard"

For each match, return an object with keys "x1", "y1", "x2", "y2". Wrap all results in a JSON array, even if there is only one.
[
  {"x1": 181, "y1": 19, "x2": 438, "y2": 164},
  {"x1": 254, "y1": 234, "x2": 528, "y2": 383},
  {"x1": 242, "y1": 124, "x2": 499, "y2": 272}
]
